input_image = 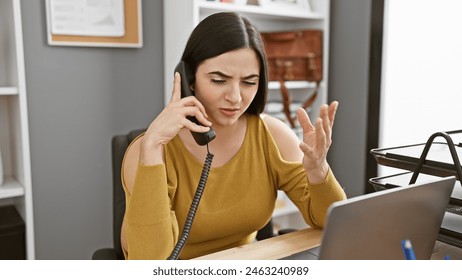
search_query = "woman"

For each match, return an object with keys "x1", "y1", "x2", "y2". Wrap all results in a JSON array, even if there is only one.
[{"x1": 121, "y1": 12, "x2": 346, "y2": 260}]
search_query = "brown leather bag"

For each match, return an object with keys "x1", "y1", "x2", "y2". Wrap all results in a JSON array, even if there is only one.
[{"x1": 261, "y1": 30, "x2": 323, "y2": 127}]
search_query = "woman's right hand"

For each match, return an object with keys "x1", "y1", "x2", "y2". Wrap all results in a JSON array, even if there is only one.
[{"x1": 139, "y1": 72, "x2": 212, "y2": 165}]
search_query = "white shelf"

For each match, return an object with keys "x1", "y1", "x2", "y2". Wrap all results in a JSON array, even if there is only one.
[
  {"x1": 0, "y1": 87, "x2": 19, "y2": 95},
  {"x1": 198, "y1": 1, "x2": 324, "y2": 21},
  {"x1": 273, "y1": 201, "x2": 298, "y2": 217},
  {"x1": 0, "y1": 177, "x2": 25, "y2": 199},
  {"x1": 0, "y1": 0, "x2": 35, "y2": 259},
  {"x1": 273, "y1": 192, "x2": 299, "y2": 217},
  {"x1": 268, "y1": 80, "x2": 317, "y2": 90}
]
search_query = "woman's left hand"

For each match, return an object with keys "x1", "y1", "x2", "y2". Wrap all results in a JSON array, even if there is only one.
[{"x1": 296, "y1": 101, "x2": 338, "y2": 184}]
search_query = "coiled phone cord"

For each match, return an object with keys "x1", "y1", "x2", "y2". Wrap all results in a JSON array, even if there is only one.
[{"x1": 167, "y1": 144, "x2": 214, "y2": 260}]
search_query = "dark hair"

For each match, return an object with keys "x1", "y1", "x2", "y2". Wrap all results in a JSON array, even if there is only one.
[{"x1": 181, "y1": 12, "x2": 268, "y2": 115}]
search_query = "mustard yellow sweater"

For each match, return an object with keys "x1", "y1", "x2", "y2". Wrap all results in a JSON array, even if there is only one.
[{"x1": 122, "y1": 115, "x2": 346, "y2": 260}]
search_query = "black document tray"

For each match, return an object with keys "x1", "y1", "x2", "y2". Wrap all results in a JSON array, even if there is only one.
[
  {"x1": 369, "y1": 171, "x2": 462, "y2": 207},
  {"x1": 369, "y1": 172, "x2": 462, "y2": 248},
  {"x1": 370, "y1": 130, "x2": 462, "y2": 248},
  {"x1": 371, "y1": 142, "x2": 462, "y2": 178}
]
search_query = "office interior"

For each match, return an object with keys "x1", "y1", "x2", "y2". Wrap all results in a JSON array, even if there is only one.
[{"x1": 1, "y1": 0, "x2": 461, "y2": 260}]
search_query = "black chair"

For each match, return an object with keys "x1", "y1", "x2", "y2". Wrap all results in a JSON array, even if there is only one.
[
  {"x1": 91, "y1": 129, "x2": 286, "y2": 260},
  {"x1": 92, "y1": 129, "x2": 145, "y2": 259}
]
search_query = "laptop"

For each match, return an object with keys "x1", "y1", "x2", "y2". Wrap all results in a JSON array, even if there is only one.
[{"x1": 282, "y1": 176, "x2": 456, "y2": 260}]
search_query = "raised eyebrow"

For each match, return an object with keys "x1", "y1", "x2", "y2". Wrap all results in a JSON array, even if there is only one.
[
  {"x1": 242, "y1": 74, "x2": 259, "y2": 80},
  {"x1": 208, "y1": 71, "x2": 259, "y2": 80},
  {"x1": 208, "y1": 71, "x2": 231, "y2": 78}
]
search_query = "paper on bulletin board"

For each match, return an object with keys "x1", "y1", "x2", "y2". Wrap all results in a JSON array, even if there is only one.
[{"x1": 49, "y1": 0, "x2": 125, "y2": 37}]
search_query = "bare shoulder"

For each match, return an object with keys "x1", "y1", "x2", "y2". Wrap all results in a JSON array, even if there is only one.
[
  {"x1": 120, "y1": 134, "x2": 144, "y2": 254},
  {"x1": 122, "y1": 134, "x2": 143, "y2": 195},
  {"x1": 261, "y1": 114, "x2": 303, "y2": 162}
]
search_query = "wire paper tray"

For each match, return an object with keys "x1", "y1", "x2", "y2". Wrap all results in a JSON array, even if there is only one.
[
  {"x1": 371, "y1": 142, "x2": 462, "y2": 178},
  {"x1": 371, "y1": 130, "x2": 462, "y2": 180},
  {"x1": 369, "y1": 172, "x2": 462, "y2": 248},
  {"x1": 369, "y1": 172, "x2": 462, "y2": 209},
  {"x1": 370, "y1": 130, "x2": 462, "y2": 249}
]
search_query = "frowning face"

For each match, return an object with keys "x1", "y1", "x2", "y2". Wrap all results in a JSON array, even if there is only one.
[{"x1": 193, "y1": 48, "x2": 260, "y2": 128}]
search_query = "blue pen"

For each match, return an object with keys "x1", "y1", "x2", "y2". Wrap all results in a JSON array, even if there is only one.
[{"x1": 401, "y1": 239, "x2": 416, "y2": 260}]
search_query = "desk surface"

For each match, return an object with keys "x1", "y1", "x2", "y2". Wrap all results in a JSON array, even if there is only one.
[
  {"x1": 195, "y1": 228, "x2": 462, "y2": 260},
  {"x1": 195, "y1": 228, "x2": 322, "y2": 260}
]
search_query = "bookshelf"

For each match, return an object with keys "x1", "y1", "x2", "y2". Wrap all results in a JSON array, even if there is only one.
[{"x1": 0, "y1": 0, "x2": 35, "y2": 259}]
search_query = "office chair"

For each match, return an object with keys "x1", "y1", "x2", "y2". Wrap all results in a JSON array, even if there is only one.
[
  {"x1": 91, "y1": 129, "x2": 287, "y2": 260},
  {"x1": 92, "y1": 129, "x2": 145, "y2": 260}
]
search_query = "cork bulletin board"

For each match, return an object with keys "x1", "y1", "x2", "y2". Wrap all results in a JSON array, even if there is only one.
[{"x1": 45, "y1": 0, "x2": 142, "y2": 48}]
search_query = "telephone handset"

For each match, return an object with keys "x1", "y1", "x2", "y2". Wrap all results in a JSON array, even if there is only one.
[
  {"x1": 174, "y1": 61, "x2": 216, "y2": 146},
  {"x1": 168, "y1": 62, "x2": 215, "y2": 260}
]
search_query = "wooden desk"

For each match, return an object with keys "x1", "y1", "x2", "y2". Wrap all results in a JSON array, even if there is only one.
[
  {"x1": 195, "y1": 228, "x2": 322, "y2": 260},
  {"x1": 195, "y1": 228, "x2": 462, "y2": 260}
]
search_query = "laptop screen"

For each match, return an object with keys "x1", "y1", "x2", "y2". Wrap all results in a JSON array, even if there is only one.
[{"x1": 317, "y1": 176, "x2": 455, "y2": 260}]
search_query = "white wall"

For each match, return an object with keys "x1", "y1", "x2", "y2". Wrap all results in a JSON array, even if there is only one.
[{"x1": 379, "y1": 0, "x2": 462, "y2": 175}]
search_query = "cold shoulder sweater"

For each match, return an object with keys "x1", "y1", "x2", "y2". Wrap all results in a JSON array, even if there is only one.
[{"x1": 122, "y1": 114, "x2": 346, "y2": 259}]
